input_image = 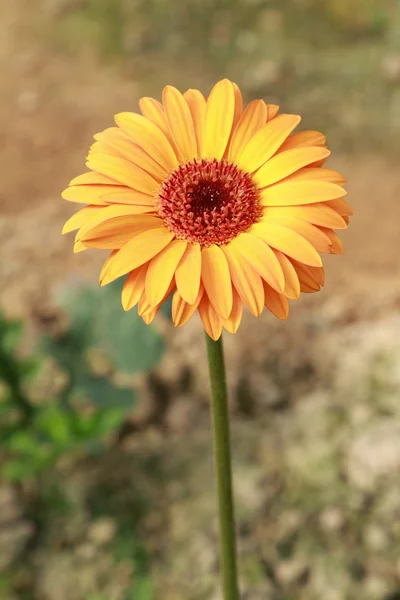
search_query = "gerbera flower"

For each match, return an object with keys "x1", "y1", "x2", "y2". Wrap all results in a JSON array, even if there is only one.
[{"x1": 62, "y1": 79, "x2": 351, "y2": 340}]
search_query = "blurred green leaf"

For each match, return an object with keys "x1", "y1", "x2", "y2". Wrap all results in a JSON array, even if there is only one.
[
  {"x1": 58, "y1": 279, "x2": 165, "y2": 374},
  {"x1": 127, "y1": 576, "x2": 155, "y2": 600},
  {"x1": 35, "y1": 406, "x2": 72, "y2": 446},
  {"x1": 74, "y1": 372, "x2": 135, "y2": 409}
]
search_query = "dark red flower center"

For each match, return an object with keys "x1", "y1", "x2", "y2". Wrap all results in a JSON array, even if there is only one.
[{"x1": 156, "y1": 159, "x2": 262, "y2": 246}]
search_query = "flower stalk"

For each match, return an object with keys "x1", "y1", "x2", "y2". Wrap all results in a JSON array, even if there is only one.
[{"x1": 205, "y1": 333, "x2": 240, "y2": 600}]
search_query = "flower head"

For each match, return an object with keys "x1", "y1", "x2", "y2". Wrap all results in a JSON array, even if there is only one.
[{"x1": 62, "y1": 79, "x2": 351, "y2": 340}]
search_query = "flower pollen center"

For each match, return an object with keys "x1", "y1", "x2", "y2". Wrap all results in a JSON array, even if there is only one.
[{"x1": 156, "y1": 159, "x2": 262, "y2": 246}]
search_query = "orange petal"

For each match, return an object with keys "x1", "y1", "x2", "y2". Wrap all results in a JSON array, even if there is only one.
[
  {"x1": 221, "y1": 244, "x2": 264, "y2": 317},
  {"x1": 99, "y1": 250, "x2": 118, "y2": 282},
  {"x1": 320, "y1": 228, "x2": 343, "y2": 254},
  {"x1": 145, "y1": 239, "x2": 187, "y2": 306},
  {"x1": 278, "y1": 130, "x2": 326, "y2": 152},
  {"x1": 100, "y1": 228, "x2": 175, "y2": 286},
  {"x1": 172, "y1": 285, "x2": 204, "y2": 327},
  {"x1": 204, "y1": 79, "x2": 235, "y2": 160},
  {"x1": 266, "y1": 104, "x2": 279, "y2": 121},
  {"x1": 325, "y1": 198, "x2": 354, "y2": 216},
  {"x1": 221, "y1": 287, "x2": 243, "y2": 334},
  {"x1": 261, "y1": 180, "x2": 346, "y2": 207},
  {"x1": 252, "y1": 222, "x2": 322, "y2": 267},
  {"x1": 198, "y1": 295, "x2": 223, "y2": 341},
  {"x1": 62, "y1": 206, "x2": 102, "y2": 234},
  {"x1": 184, "y1": 89, "x2": 207, "y2": 157},
  {"x1": 254, "y1": 147, "x2": 331, "y2": 188},
  {"x1": 86, "y1": 155, "x2": 159, "y2": 194},
  {"x1": 80, "y1": 214, "x2": 164, "y2": 250},
  {"x1": 61, "y1": 184, "x2": 125, "y2": 205},
  {"x1": 228, "y1": 100, "x2": 267, "y2": 163},
  {"x1": 273, "y1": 250, "x2": 300, "y2": 300},
  {"x1": 263, "y1": 282, "x2": 289, "y2": 320},
  {"x1": 201, "y1": 245, "x2": 233, "y2": 319},
  {"x1": 262, "y1": 216, "x2": 332, "y2": 254},
  {"x1": 237, "y1": 114, "x2": 301, "y2": 174},
  {"x1": 175, "y1": 243, "x2": 202, "y2": 304},
  {"x1": 122, "y1": 264, "x2": 148, "y2": 311},
  {"x1": 230, "y1": 233, "x2": 285, "y2": 293},
  {"x1": 94, "y1": 128, "x2": 168, "y2": 181},
  {"x1": 139, "y1": 279, "x2": 176, "y2": 322},
  {"x1": 163, "y1": 85, "x2": 197, "y2": 162},
  {"x1": 115, "y1": 112, "x2": 179, "y2": 171},
  {"x1": 291, "y1": 259, "x2": 324, "y2": 292},
  {"x1": 264, "y1": 204, "x2": 347, "y2": 230}
]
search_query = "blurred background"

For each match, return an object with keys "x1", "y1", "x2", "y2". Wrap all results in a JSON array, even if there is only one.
[{"x1": 1, "y1": 0, "x2": 400, "y2": 598}]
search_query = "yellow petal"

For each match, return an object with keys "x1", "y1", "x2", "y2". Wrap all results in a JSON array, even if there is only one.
[
  {"x1": 221, "y1": 244, "x2": 264, "y2": 317},
  {"x1": 224, "y1": 82, "x2": 244, "y2": 158},
  {"x1": 252, "y1": 222, "x2": 322, "y2": 267},
  {"x1": 145, "y1": 239, "x2": 187, "y2": 306},
  {"x1": 122, "y1": 264, "x2": 148, "y2": 311},
  {"x1": 230, "y1": 233, "x2": 285, "y2": 293},
  {"x1": 204, "y1": 79, "x2": 235, "y2": 160},
  {"x1": 184, "y1": 89, "x2": 207, "y2": 157},
  {"x1": 261, "y1": 180, "x2": 346, "y2": 207},
  {"x1": 278, "y1": 130, "x2": 326, "y2": 152},
  {"x1": 283, "y1": 167, "x2": 346, "y2": 185},
  {"x1": 87, "y1": 140, "x2": 121, "y2": 159},
  {"x1": 201, "y1": 245, "x2": 233, "y2": 319},
  {"x1": 69, "y1": 171, "x2": 118, "y2": 186},
  {"x1": 80, "y1": 213, "x2": 164, "y2": 250},
  {"x1": 325, "y1": 198, "x2": 354, "y2": 216},
  {"x1": 163, "y1": 86, "x2": 197, "y2": 163},
  {"x1": 320, "y1": 228, "x2": 343, "y2": 254},
  {"x1": 172, "y1": 285, "x2": 204, "y2": 327},
  {"x1": 77, "y1": 205, "x2": 158, "y2": 239},
  {"x1": 221, "y1": 287, "x2": 243, "y2": 334},
  {"x1": 175, "y1": 243, "x2": 202, "y2": 304},
  {"x1": 61, "y1": 184, "x2": 125, "y2": 205},
  {"x1": 228, "y1": 100, "x2": 267, "y2": 163},
  {"x1": 266, "y1": 104, "x2": 279, "y2": 121},
  {"x1": 254, "y1": 147, "x2": 331, "y2": 188},
  {"x1": 273, "y1": 250, "x2": 300, "y2": 300},
  {"x1": 198, "y1": 296, "x2": 223, "y2": 341},
  {"x1": 100, "y1": 228, "x2": 175, "y2": 286},
  {"x1": 264, "y1": 204, "x2": 347, "y2": 230},
  {"x1": 73, "y1": 241, "x2": 88, "y2": 253},
  {"x1": 62, "y1": 206, "x2": 101, "y2": 234},
  {"x1": 263, "y1": 282, "x2": 289, "y2": 320},
  {"x1": 102, "y1": 190, "x2": 155, "y2": 207},
  {"x1": 237, "y1": 114, "x2": 301, "y2": 174},
  {"x1": 94, "y1": 128, "x2": 168, "y2": 181},
  {"x1": 115, "y1": 112, "x2": 179, "y2": 171},
  {"x1": 262, "y1": 216, "x2": 332, "y2": 254},
  {"x1": 139, "y1": 97, "x2": 171, "y2": 140},
  {"x1": 86, "y1": 155, "x2": 159, "y2": 194}
]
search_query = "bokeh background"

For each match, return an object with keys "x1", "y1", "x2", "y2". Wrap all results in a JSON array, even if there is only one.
[{"x1": 1, "y1": 0, "x2": 400, "y2": 598}]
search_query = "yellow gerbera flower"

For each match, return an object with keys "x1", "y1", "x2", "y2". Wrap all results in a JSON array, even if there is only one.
[{"x1": 62, "y1": 79, "x2": 351, "y2": 340}]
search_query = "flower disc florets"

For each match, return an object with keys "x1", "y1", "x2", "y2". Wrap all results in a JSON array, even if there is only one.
[{"x1": 157, "y1": 158, "x2": 262, "y2": 246}]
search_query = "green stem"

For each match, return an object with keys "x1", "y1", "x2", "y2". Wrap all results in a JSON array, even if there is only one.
[{"x1": 205, "y1": 333, "x2": 240, "y2": 600}]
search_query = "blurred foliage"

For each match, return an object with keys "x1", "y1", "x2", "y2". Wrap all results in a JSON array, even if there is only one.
[{"x1": 0, "y1": 279, "x2": 167, "y2": 483}]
